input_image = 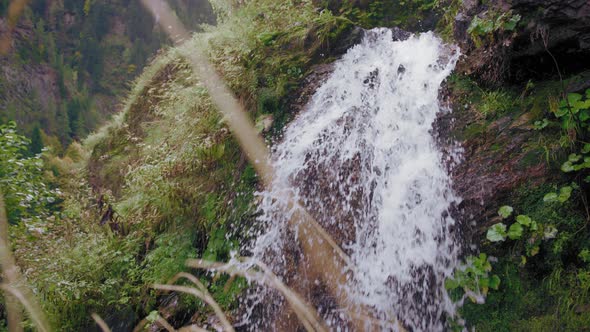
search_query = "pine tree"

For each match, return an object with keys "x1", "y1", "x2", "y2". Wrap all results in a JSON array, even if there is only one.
[{"x1": 29, "y1": 126, "x2": 44, "y2": 155}]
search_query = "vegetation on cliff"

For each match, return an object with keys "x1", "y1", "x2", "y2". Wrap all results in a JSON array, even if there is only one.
[{"x1": 0, "y1": 0, "x2": 215, "y2": 149}]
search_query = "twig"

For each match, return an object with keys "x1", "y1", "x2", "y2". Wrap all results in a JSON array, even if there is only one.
[
  {"x1": 167, "y1": 272, "x2": 233, "y2": 330},
  {"x1": 132, "y1": 318, "x2": 149, "y2": 332},
  {"x1": 153, "y1": 281, "x2": 234, "y2": 332},
  {"x1": 177, "y1": 325, "x2": 209, "y2": 332},
  {"x1": 156, "y1": 315, "x2": 176, "y2": 332},
  {"x1": 0, "y1": 285, "x2": 49, "y2": 332},
  {"x1": 91, "y1": 313, "x2": 112, "y2": 332},
  {"x1": 186, "y1": 258, "x2": 328, "y2": 332},
  {"x1": 0, "y1": 193, "x2": 23, "y2": 332}
]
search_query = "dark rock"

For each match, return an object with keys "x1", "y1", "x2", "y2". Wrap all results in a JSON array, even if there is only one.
[
  {"x1": 453, "y1": 0, "x2": 590, "y2": 85},
  {"x1": 390, "y1": 26, "x2": 413, "y2": 41},
  {"x1": 86, "y1": 307, "x2": 137, "y2": 332},
  {"x1": 330, "y1": 26, "x2": 365, "y2": 56},
  {"x1": 290, "y1": 62, "x2": 336, "y2": 115}
]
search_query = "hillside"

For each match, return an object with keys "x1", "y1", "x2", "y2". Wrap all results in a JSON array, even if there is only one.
[{"x1": 0, "y1": 0, "x2": 215, "y2": 150}]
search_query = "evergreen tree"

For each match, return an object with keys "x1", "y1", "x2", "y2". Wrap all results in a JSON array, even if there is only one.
[{"x1": 29, "y1": 126, "x2": 44, "y2": 155}]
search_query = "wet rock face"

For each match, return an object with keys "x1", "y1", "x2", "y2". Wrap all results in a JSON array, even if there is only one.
[
  {"x1": 288, "y1": 27, "x2": 413, "y2": 248},
  {"x1": 434, "y1": 86, "x2": 553, "y2": 249},
  {"x1": 454, "y1": 0, "x2": 590, "y2": 85}
]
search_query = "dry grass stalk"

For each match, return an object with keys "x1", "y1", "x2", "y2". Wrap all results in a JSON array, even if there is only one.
[
  {"x1": 0, "y1": 193, "x2": 23, "y2": 332},
  {"x1": 131, "y1": 312, "x2": 185, "y2": 332},
  {"x1": 91, "y1": 313, "x2": 112, "y2": 332},
  {"x1": 186, "y1": 258, "x2": 329, "y2": 332},
  {"x1": 165, "y1": 272, "x2": 234, "y2": 331},
  {"x1": 0, "y1": 193, "x2": 50, "y2": 332},
  {"x1": 177, "y1": 325, "x2": 209, "y2": 332},
  {"x1": 156, "y1": 315, "x2": 176, "y2": 332},
  {"x1": 152, "y1": 284, "x2": 234, "y2": 332}
]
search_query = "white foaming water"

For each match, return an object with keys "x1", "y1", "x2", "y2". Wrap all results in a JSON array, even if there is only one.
[{"x1": 250, "y1": 29, "x2": 461, "y2": 331}]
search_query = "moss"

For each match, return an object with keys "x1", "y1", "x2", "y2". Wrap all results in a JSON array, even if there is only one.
[
  {"x1": 462, "y1": 123, "x2": 487, "y2": 140},
  {"x1": 517, "y1": 147, "x2": 543, "y2": 169},
  {"x1": 334, "y1": 0, "x2": 440, "y2": 30}
]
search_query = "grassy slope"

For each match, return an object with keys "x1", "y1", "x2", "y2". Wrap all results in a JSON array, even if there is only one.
[{"x1": 8, "y1": 1, "x2": 362, "y2": 329}]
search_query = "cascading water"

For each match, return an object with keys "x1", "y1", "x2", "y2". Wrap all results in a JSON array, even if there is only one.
[{"x1": 248, "y1": 28, "x2": 461, "y2": 331}]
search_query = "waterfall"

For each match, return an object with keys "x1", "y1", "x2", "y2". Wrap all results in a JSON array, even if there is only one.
[{"x1": 248, "y1": 28, "x2": 461, "y2": 331}]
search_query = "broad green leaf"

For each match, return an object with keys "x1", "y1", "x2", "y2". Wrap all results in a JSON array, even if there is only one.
[
  {"x1": 558, "y1": 186, "x2": 573, "y2": 203},
  {"x1": 568, "y1": 93, "x2": 583, "y2": 105},
  {"x1": 498, "y1": 205, "x2": 513, "y2": 218},
  {"x1": 516, "y1": 215, "x2": 532, "y2": 226},
  {"x1": 489, "y1": 275, "x2": 501, "y2": 289},
  {"x1": 579, "y1": 110, "x2": 590, "y2": 122},
  {"x1": 479, "y1": 277, "x2": 490, "y2": 289},
  {"x1": 530, "y1": 220, "x2": 539, "y2": 231},
  {"x1": 487, "y1": 223, "x2": 507, "y2": 242},
  {"x1": 583, "y1": 144, "x2": 590, "y2": 154},
  {"x1": 586, "y1": 88, "x2": 590, "y2": 99},
  {"x1": 508, "y1": 223, "x2": 524, "y2": 240},
  {"x1": 445, "y1": 278, "x2": 459, "y2": 290},
  {"x1": 543, "y1": 192, "x2": 558, "y2": 203},
  {"x1": 521, "y1": 255, "x2": 527, "y2": 265},
  {"x1": 562, "y1": 161, "x2": 575, "y2": 173},
  {"x1": 579, "y1": 99, "x2": 590, "y2": 110},
  {"x1": 561, "y1": 116, "x2": 574, "y2": 130},
  {"x1": 544, "y1": 225, "x2": 558, "y2": 239},
  {"x1": 579, "y1": 249, "x2": 590, "y2": 263},
  {"x1": 555, "y1": 106, "x2": 569, "y2": 117},
  {"x1": 469, "y1": 16, "x2": 495, "y2": 35},
  {"x1": 569, "y1": 154, "x2": 582, "y2": 162}
]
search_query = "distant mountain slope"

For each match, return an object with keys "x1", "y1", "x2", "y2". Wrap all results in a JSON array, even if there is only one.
[{"x1": 0, "y1": 0, "x2": 215, "y2": 149}]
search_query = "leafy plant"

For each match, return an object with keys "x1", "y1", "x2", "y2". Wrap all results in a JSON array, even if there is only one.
[
  {"x1": 498, "y1": 205, "x2": 513, "y2": 218},
  {"x1": 0, "y1": 122, "x2": 60, "y2": 229},
  {"x1": 543, "y1": 184, "x2": 575, "y2": 203},
  {"x1": 487, "y1": 223, "x2": 507, "y2": 242},
  {"x1": 486, "y1": 205, "x2": 557, "y2": 258},
  {"x1": 553, "y1": 90, "x2": 590, "y2": 130},
  {"x1": 533, "y1": 118, "x2": 550, "y2": 130},
  {"x1": 446, "y1": 253, "x2": 500, "y2": 303},
  {"x1": 467, "y1": 10, "x2": 521, "y2": 47}
]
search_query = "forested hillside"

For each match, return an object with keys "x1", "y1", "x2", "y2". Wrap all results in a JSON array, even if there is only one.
[{"x1": 0, "y1": 0, "x2": 215, "y2": 151}]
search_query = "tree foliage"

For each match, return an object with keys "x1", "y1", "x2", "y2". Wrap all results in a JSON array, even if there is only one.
[{"x1": 0, "y1": 122, "x2": 59, "y2": 228}]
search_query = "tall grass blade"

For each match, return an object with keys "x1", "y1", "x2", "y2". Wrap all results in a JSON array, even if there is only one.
[
  {"x1": 91, "y1": 313, "x2": 112, "y2": 332},
  {"x1": 1, "y1": 193, "x2": 50, "y2": 332}
]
